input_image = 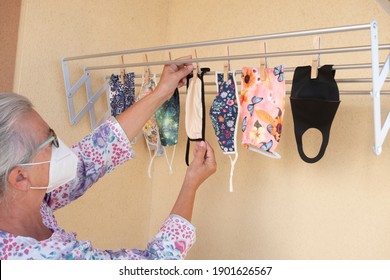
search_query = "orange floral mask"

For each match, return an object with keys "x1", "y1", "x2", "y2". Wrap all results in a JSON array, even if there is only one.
[{"x1": 240, "y1": 66, "x2": 286, "y2": 159}]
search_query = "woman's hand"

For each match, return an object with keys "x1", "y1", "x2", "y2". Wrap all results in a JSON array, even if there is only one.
[
  {"x1": 156, "y1": 55, "x2": 194, "y2": 100},
  {"x1": 116, "y1": 55, "x2": 193, "y2": 141},
  {"x1": 170, "y1": 141, "x2": 217, "y2": 222},
  {"x1": 184, "y1": 141, "x2": 217, "y2": 191}
]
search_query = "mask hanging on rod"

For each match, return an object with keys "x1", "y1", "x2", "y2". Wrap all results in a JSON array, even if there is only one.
[
  {"x1": 185, "y1": 67, "x2": 210, "y2": 166},
  {"x1": 136, "y1": 73, "x2": 164, "y2": 177},
  {"x1": 290, "y1": 64, "x2": 340, "y2": 163},
  {"x1": 109, "y1": 72, "x2": 136, "y2": 117},
  {"x1": 240, "y1": 65, "x2": 286, "y2": 159},
  {"x1": 154, "y1": 88, "x2": 180, "y2": 174},
  {"x1": 210, "y1": 70, "x2": 240, "y2": 192}
]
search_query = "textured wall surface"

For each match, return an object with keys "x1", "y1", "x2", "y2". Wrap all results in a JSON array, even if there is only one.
[{"x1": 0, "y1": 0, "x2": 21, "y2": 91}]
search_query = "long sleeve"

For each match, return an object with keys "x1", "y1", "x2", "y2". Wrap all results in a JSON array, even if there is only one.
[
  {"x1": 46, "y1": 117, "x2": 135, "y2": 211},
  {"x1": 0, "y1": 213, "x2": 196, "y2": 260}
]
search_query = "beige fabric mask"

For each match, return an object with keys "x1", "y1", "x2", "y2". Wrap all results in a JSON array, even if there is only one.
[{"x1": 184, "y1": 67, "x2": 210, "y2": 165}]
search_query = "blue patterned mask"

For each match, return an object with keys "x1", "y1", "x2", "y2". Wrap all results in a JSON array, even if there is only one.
[
  {"x1": 209, "y1": 71, "x2": 240, "y2": 192},
  {"x1": 109, "y1": 72, "x2": 135, "y2": 117}
]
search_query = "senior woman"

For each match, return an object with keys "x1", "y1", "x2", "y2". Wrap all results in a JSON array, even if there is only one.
[{"x1": 0, "y1": 57, "x2": 217, "y2": 260}]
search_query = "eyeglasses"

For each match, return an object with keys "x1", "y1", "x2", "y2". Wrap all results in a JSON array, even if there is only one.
[
  {"x1": 35, "y1": 128, "x2": 59, "y2": 152},
  {"x1": 9, "y1": 128, "x2": 59, "y2": 171}
]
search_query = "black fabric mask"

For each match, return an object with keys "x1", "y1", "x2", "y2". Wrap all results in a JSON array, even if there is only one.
[{"x1": 290, "y1": 65, "x2": 340, "y2": 163}]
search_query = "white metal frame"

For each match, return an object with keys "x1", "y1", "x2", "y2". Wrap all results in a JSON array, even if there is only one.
[
  {"x1": 61, "y1": 20, "x2": 390, "y2": 155},
  {"x1": 371, "y1": 21, "x2": 390, "y2": 155}
]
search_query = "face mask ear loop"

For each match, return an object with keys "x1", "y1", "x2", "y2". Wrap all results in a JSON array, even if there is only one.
[
  {"x1": 30, "y1": 186, "x2": 50, "y2": 190},
  {"x1": 146, "y1": 142, "x2": 152, "y2": 178},
  {"x1": 228, "y1": 70, "x2": 240, "y2": 192},
  {"x1": 20, "y1": 160, "x2": 52, "y2": 190},
  {"x1": 185, "y1": 74, "x2": 196, "y2": 166},
  {"x1": 144, "y1": 139, "x2": 155, "y2": 178},
  {"x1": 137, "y1": 74, "x2": 146, "y2": 100},
  {"x1": 228, "y1": 152, "x2": 238, "y2": 192},
  {"x1": 147, "y1": 148, "x2": 157, "y2": 179},
  {"x1": 163, "y1": 145, "x2": 176, "y2": 175},
  {"x1": 162, "y1": 147, "x2": 171, "y2": 174}
]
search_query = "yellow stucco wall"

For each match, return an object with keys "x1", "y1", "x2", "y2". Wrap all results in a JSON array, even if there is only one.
[{"x1": 0, "y1": 0, "x2": 21, "y2": 91}]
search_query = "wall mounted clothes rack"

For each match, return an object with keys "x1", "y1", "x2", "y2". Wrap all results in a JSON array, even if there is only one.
[{"x1": 61, "y1": 20, "x2": 390, "y2": 155}]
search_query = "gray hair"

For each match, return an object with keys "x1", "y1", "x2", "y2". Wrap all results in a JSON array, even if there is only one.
[{"x1": 0, "y1": 92, "x2": 37, "y2": 198}]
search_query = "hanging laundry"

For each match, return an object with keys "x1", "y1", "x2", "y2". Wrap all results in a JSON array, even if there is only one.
[
  {"x1": 240, "y1": 66, "x2": 286, "y2": 159},
  {"x1": 290, "y1": 64, "x2": 340, "y2": 163},
  {"x1": 210, "y1": 71, "x2": 240, "y2": 192},
  {"x1": 185, "y1": 67, "x2": 210, "y2": 166},
  {"x1": 136, "y1": 73, "x2": 164, "y2": 177},
  {"x1": 155, "y1": 89, "x2": 180, "y2": 146},
  {"x1": 154, "y1": 88, "x2": 180, "y2": 174},
  {"x1": 109, "y1": 72, "x2": 135, "y2": 117}
]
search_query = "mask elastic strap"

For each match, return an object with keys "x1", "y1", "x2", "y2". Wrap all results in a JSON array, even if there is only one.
[
  {"x1": 185, "y1": 73, "x2": 194, "y2": 166},
  {"x1": 17, "y1": 151, "x2": 73, "y2": 166},
  {"x1": 185, "y1": 139, "x2": 192, "y2": 166},
  {"x1": 295, "y1": 127, "x2": 329, "y2": 164},
  {"x1": 228, "y1": 70, "x2": 240, "y2": 192},
  {"x1": 145, "y1": 140, "x2": 154, "y2": 178},
  {"x1": 163, "y1": 145, "x2": 176, "y2": 174},
  {"x1": 30, "y1": 186, "x2": 51, "y2": 190},
  {"x1": 228, "y1": 152, "x2": 238, "y2": 192},
  {"x1": 146, "y1": 134, "x2": 164, "y2": 178},
  {"x1": 145, "y1": 134, "x2": 161, "y2": 178},
  {"x1": 185, "y1": 70, "x2": 207, "y2": 166},
  {"x1": 147, "y1": 148, "x2": 158, "y2": 178},
  {"x1": 18, "y1": 160, "x2": 51, "y2": 166},
  {"x1": 200, "y1": 69, "x2": 208, "y2": 141}
]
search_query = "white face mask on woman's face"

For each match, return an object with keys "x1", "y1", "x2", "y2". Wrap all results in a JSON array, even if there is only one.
[{"x1": 18, "y1": 138, "x2": 79, "y2": 193}]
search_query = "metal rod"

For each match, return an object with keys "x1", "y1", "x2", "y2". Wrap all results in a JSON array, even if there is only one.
[
  {"x1": 132, "y1": 78, "x2": 387, "y2": 88},
  {"x1": 371, "y1": 20, "x2": 382, "y2": 155},
  {"x1": 285, "y1": 78, "x2": 389, "y2": 84},
  {"x1": 121, "y1": 63, "x2": 384, "y2": 79},
  {"x1": 176, "y1": 90, "x2": 390, "y2": 96},
  {"x1": 63, "y1": 23, "x2": 371, "y2": 62},
  {"x1": 85, "y1": 44, "x2": 390, "y2": 71}
]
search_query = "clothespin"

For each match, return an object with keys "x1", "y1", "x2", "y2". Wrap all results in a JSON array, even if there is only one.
[
  {"x1": 144, "y1": 54, "x2": 150, "y2": 84},
  {"x1": 311, "y1": 36, "x2": 321, "y2": 79},
  {"x1": 224, "y1": 46, "x2": 230, "y2": 82},
  {"x1": 120, "y1": 55, "x2": 125, "y2": 84},
  {"x1": 260, "y1": 42, "x2": 268, "y2": 81},
  {"x1": 193, "y1": 49, "x2": 199, "y2": 78}
]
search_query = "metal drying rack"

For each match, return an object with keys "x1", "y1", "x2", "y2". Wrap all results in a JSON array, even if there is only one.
[{"x1": 61, "y1": 20, "x2": 390, "y2": 155}]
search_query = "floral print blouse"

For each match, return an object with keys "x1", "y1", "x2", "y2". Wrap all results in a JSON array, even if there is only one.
[{"x1": 0, "y1": 117, "x2": 196, "y2": 260}]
